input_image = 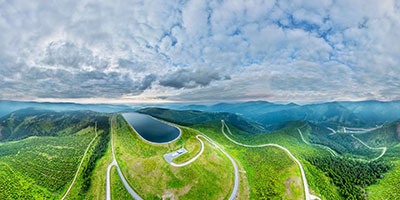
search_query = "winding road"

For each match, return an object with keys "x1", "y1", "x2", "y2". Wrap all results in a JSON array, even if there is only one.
[
  {"x1": 221, "y1": 120, "x2": 320, "y2": 200},
  {"x1": 169, "y1": 135, "x2": 205, "y2": 167},
  {"x1": 106, "y1": 119, "x2": 142, "y2": 200},
  {"x1": 61, "y1": 123, "x2": 98, "y2": 200},
  {"x1": 326, "y1": 127, "x2": 336, "y2": 135},
  {"x1": 297, "y1": 129, "x2": 339, "y2": 157},
  {"x1": 350, "y1": 134, "x2": 387, "y2": 162},
  {"x1": 166, "y1": 126, "x2": 239, "y2": 200}
]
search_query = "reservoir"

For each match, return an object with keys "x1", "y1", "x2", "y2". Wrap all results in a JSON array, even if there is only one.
[{"x1": 122, "y1": 112, "x2": 181, "y2": 143}]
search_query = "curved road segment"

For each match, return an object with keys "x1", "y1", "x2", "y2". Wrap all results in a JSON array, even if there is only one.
[
  {"x1": 106, "y1": 120, "x2": 142, "y2": 200},
  {"x1": 221, "y1": 120, "x2": 321, "y2": 200},
  {"x1": 166, "y1": 128, "x2": 240, "y2": 200},
  {"x1": 169, "y1": 135, "x2": 205, "y2": 167},
  {"x1": 350, "y1": 134, "x2": 387, "y2": 162},
  {"x1": 297, "y1": 129, "x2": 339, "y2": 157}
]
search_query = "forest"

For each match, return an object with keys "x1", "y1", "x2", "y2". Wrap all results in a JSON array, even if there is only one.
[{"x1": 306, "y1": 156, "x2": 391, "y2": 200}]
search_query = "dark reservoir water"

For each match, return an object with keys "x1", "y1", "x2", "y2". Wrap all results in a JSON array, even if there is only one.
[{"x1": 122, "y1": 112, "x2": 181, "y2": 143}]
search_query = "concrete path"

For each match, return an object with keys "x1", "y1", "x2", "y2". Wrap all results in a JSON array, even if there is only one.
[
  {"x1": 106, "y1": 118, "x2": 142, "y2": 200},
  {"x1": 327, "y1": 127, "x2": 336, "y2": 135},
  {"x1": 61, "y1": 123, "x2": 98, "y2": 200},
  {"x1": 168, "y1": 135, "x2": 205, "y2": 167},
  {"x1": 350, "y1": 134, "x2": 387, "y2": 162},
  {"x1": 221, "y1": 120, "x2": 320, "y2": 200},
  {"x1": 179, "y1": 127, "x2": 239, "y2": 200}
]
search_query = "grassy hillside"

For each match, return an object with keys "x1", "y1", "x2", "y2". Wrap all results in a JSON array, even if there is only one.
[
  {"x1": 113, "y1": 114, "x2": 239, "y2": 199},
  {"x1": 146, "y1": 108, "x2": 396, "y2": 199},
  {"x1": 139, "y1": 107, "x2": 265, "y2": 134},
  {"x1": 191, "y1": 121, "x2": 310, "y2": 200}
]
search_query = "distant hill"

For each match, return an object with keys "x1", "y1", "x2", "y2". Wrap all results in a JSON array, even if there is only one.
[
  {"x1": 138, "y1": 107, "x2": 266, "y2": 134},
  {"x1": 0, "y1": 100, "x2": 133, "y2": 118},
  {"x1": 177, "y1": 100, "x2": 400, "y2": 128},
  {"x1": 181, "y1": 100, "x2": 297, "y2": 119},
  {"x1": 257, "y1": 102, "x2": 365, "y2": 128},
  {"x1": 338, "y1": 100, "x2": 400, "y2": 125},
  {"x1": 356, "y1": 120, "x2": 400, "y2": 147},
  {"x1": 0, "y1": 108, "x2": 108, "y2": 141}
]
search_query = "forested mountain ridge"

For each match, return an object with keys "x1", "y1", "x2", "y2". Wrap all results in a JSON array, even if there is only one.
[
  {"x1": 138, "y1": 107, "x2": 266, "y2": 134},
  {"x1": 0, "y1": 108, "x2": 111, "y2": 199},
  {"x1": 0, "y1": 100, "x2": 133, "y2": 118},
  {"x1": 356, "y1": 120, "x2": 400, "y2": 147},
  {"x1": 177, "y1": 100, "x2": 400, "y2": 128},
  {"x1": 0, "y1": 108, "x2": 106, "y2": 141}
]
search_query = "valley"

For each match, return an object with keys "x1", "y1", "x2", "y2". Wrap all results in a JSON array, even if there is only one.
[{"x1": 0, "y1": 101, "x2": 399, "y2": 200}]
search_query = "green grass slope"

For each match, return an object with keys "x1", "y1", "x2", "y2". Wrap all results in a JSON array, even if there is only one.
[
  {"x1": 113, "y1": 114, "x2": 236, "y2": 199},
  {"x1": 146, "y1": 107, "x2": 395, "y2": 200}
]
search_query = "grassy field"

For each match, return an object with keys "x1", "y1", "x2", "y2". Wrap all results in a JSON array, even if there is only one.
[
  {"x1": 111, "y1": 165, "x2": 133, "y2": 200},
  {"x1": 366, "y1": 144, "x2": 400, "y2": 199},
  {"x1": 192, "y1": 121, "x2": 320, "y2": 200},
  {"x1": 113, "y1": 114, "x2": 235, "y2": 199}
]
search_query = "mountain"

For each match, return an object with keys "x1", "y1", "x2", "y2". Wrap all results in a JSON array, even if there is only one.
[
  {"x1": 181, "y1": 100, "x2": 297, "y2": 119},
  {"x1": 0, "y1": 107, "x2": 107, "y2": 141},
  {"x1": 176, "y1": 100, "x2": 400, "y2": 128},
  {"x1": 138, "y1": 107, "x2": 266, "y2": 134},
  {"x1": 356, "y1": 120, "x2": 400, "y2": 147},
  {"x1": 338, "y1": 100, "x2": 400, "y2": 125},
  {"x1": 0, "y1": 100, "x2": 134, "y2": 118},
  {"x1": 257, "y1": 102, "x2": 365, "y2": 128}
]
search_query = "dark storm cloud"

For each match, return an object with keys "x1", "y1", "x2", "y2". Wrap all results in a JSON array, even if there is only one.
[
  {"x1": 34, "y1": 70, "x2": 156, "y2": 98},
  {"x1": 159, "y1": 68, "x2": 225, "y2": 89},
  {"x1": 118, "y1": 58, "x2": 146, "y2": 72},
  {"x1": 42, "y1": 41, "x2": 108, "y2": 70}
]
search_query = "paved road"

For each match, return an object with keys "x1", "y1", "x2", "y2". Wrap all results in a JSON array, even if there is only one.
[
  {"x1": 221, "y1": 120, "x2": 320, "y2": 200},
  {"x1": 350, "y1": 134, "x2": 387, "y2": 162},
  {"x1": 344, "y1": 126, "x2": 380, "y2": 133},
  {"x1": 297, "y1": 129, "x2": 338, "y2": 157},
  {"x1": 61, "y1": 123, "x2": 98, "y2": 200},
  {"x1": 169, "y1": 135, "x2": 205, "y2": 167},
  {"x1": 326, "y1": 127, "x2": 336, "y2": 135},
  {"x1": 184, "y1": 127, "x2": 239, "y2": 200},
  {"x1": 106, "y1": 118, "x2": 142, "y2": 200}
]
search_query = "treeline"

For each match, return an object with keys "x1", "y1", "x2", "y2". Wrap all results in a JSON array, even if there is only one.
[
  {"x1": 307, "y1": 156, "x2": 391, "y2": 199},
  {"x1": 0, "y1": 108, "x2": 101, "y2": 141},
  {"x1": 78, "y1": 115, "x2": 110, "y2": 194}
]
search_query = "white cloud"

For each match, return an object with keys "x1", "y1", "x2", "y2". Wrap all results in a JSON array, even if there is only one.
[{"x1": 0, "y1": 0, "x2": 399, "y2": 102}]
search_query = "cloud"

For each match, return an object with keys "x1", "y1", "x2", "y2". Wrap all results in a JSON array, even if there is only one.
[
  {"x1": 0, "y1": 0, "x2": 399, "y2": 102},
  {"x1": 159, "y1": 68, "x2": 226, "y2": 89},
  {"x1": 41, "y1": 41, "x2": 109, "y2": 70}
]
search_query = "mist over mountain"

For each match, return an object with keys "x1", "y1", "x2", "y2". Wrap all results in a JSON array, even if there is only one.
[
  {"x1": 177, "y1": 100, "x2": 400, "y2": 128},
  {"x1": 0, "y1": 100, "x2": 134, "y2": 118}
]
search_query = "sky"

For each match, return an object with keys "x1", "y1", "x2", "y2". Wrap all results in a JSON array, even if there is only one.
[{"x1": 0, "y1": 0, "x2": 399, "y2": 103}]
